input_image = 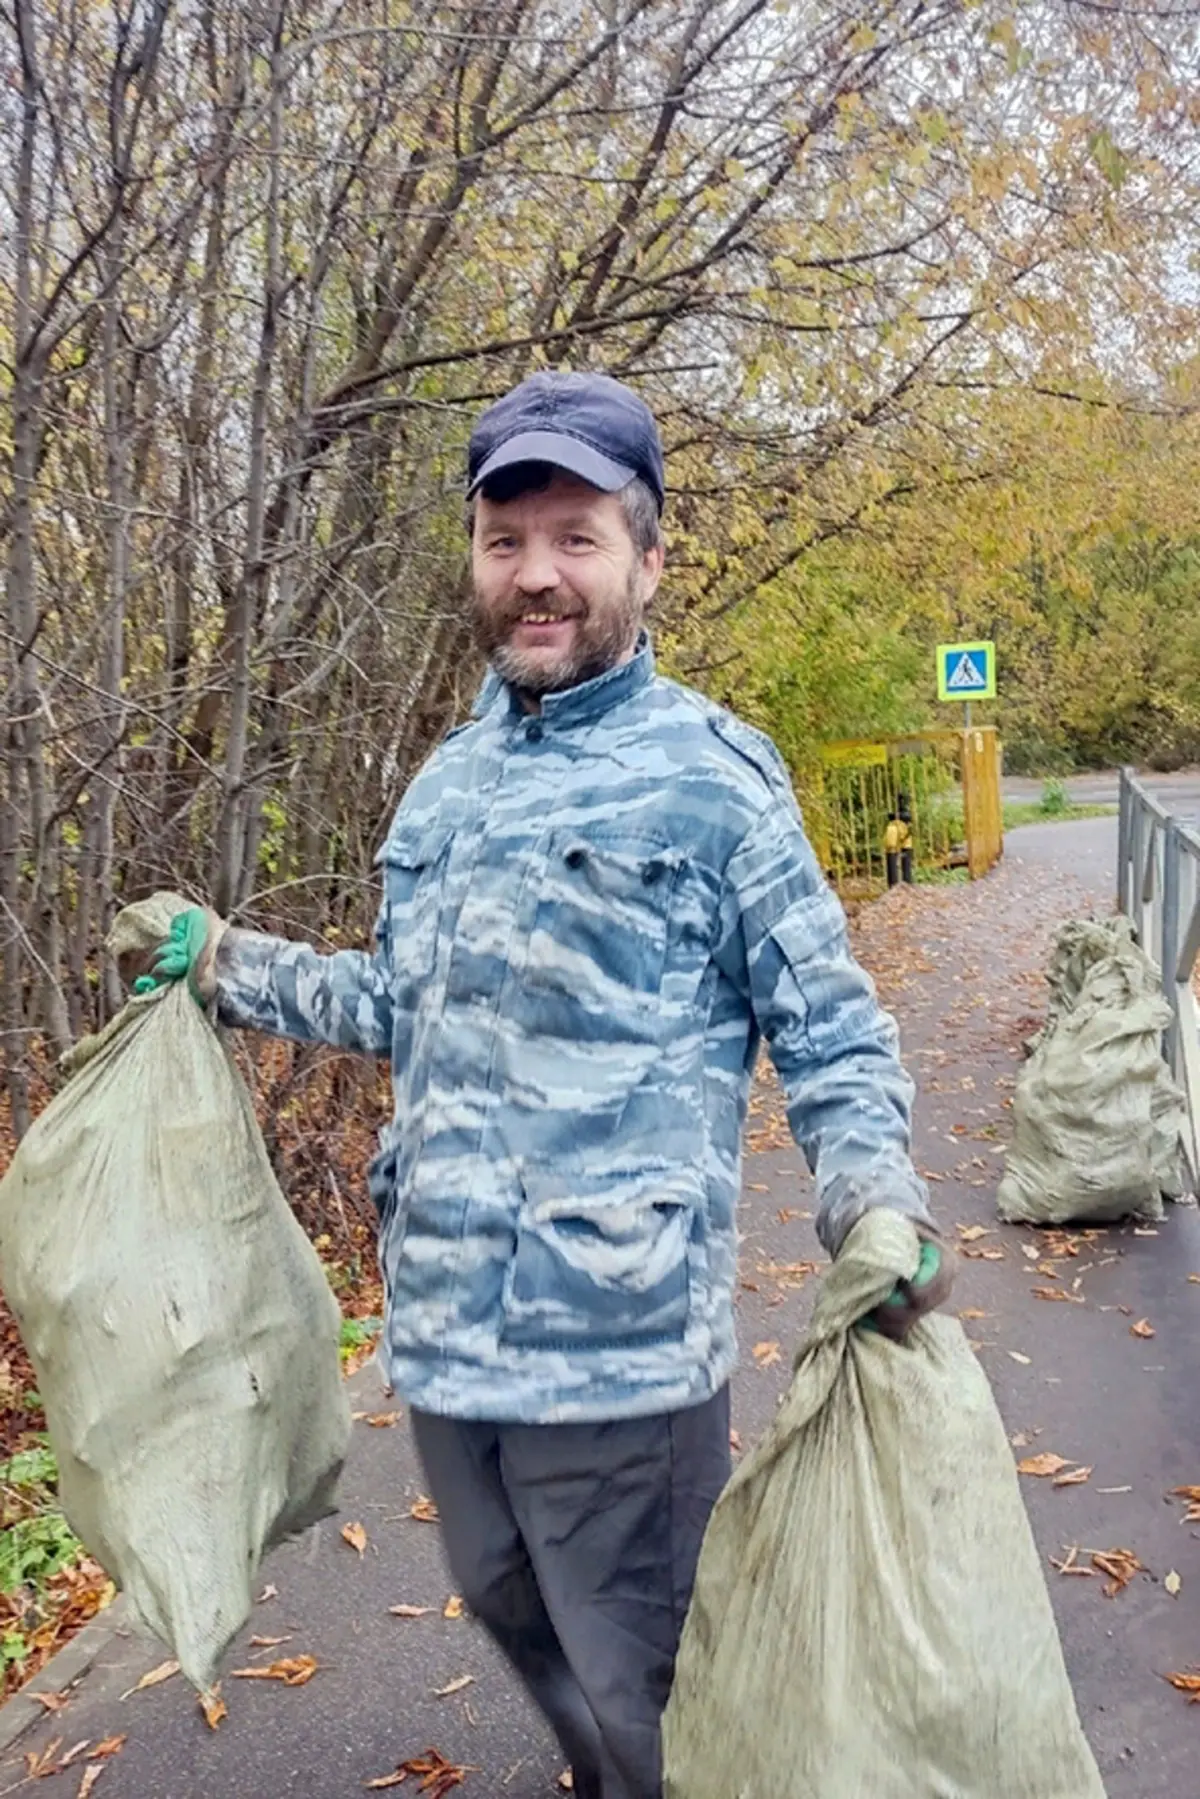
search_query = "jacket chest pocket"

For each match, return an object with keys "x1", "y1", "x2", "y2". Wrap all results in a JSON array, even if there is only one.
[
  {"x1": 517, "y1": 830, "x2": 685, "y2": 1038},
  {"x1": 377, "y1": 824, "x2": 452, "y2": 987}
]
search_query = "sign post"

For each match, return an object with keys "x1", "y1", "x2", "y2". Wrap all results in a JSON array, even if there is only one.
[{"x1": 936, "y1": 640, "x2": 996, "y2": 726}]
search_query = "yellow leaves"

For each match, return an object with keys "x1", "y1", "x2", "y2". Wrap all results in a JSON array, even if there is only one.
[
  {"x1": 342, "y1": 1522, "x2": 369, "y2": 1556},
  {"x1": 1171, "y1": 1486, "x2": 1200, "y2": 1522},
  {"x1": 1129, "y1": 1318, "x2": 1156, "y2": 1339},
  {"x1": 390, "y1": 1603, "x2": 436, "y2": 1619},
  {"x1": 443, "y1": 1595, "x2": 465, "y2": 1621},
  {"x1": 1052, "y1": 1466, "x2": 1092, "y2": 1488},
  {"x1": 200, "y1": 1688, "x2": 227, "y2": 1730},
  {"x1": 1164, "y1": 1670, "x2": 1200, "y2": 1702},
  {"x1": 410, "y1": 1496, "x2": 440, "y2": 1524},
  {"x1": 1017, "y1": 1453, "x2": 1072, "y2": 1478},
  {"x1": 1165, "y1": 1570, "x2": 1182, "y2": 1598},
  {"x1": 120, "y1": 1659, "x2": 179, "y2": 1699},
  {"x1": 433, "y1": 1674, "x2": 474, "y2": 1699},
  {"x1": 752, "y1": 1341, "x2": 782, "y2": 1369},
  {"x1": 231, "y1": 1655, "x2": 319, "y2": 1687},
  {"x1": 1091, "y1": 1549, "x2": 1143, "y2": 1597}
]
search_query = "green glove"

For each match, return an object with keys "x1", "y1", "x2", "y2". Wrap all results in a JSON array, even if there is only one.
[
  {"x1": 133, "y1": 908, "x2": 212, "y2": 1002},
  {"x1": 862, "y1": 1238, "x2": 953, "y2": 1341}
]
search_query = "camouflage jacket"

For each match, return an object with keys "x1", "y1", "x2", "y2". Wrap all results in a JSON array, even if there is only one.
[{"x1": 214, "y1": 639, "x2": 931, "y2": 1422}]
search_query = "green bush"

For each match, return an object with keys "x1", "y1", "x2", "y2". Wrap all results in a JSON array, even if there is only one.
[{"x1": 1040, "y1": 779, "x2": 1068, "y2": 816}]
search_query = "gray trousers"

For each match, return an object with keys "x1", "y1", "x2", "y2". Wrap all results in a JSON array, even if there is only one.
[{"x1": 411, "y1": 1386, "x2": 731, "y2": 1799}]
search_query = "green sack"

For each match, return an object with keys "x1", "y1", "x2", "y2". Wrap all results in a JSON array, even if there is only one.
[
  {"x1": 663, "y1": 1210, "x2": 1104, "y2": 1799},
  {"x1": 998, "y1": 917, "x2": 1185, "y2": 1227},
  {"x1": 0, "y1": 895, "x2": 351, "y2": 1690}
]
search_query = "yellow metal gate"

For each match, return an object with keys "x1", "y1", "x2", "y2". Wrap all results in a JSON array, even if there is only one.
[{"x1": 803, "y1": 727, "x2": 1003, "y2": 892}]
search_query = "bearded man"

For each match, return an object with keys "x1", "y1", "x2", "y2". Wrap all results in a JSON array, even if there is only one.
[{"x1": 143, "y1": 371, "x2": 950, "y2": 1799}]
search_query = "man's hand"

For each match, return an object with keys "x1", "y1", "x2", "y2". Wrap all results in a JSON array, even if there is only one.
[
  {"x1": 864, "y1": 1235, "x2": 955, "y2": 1342},
  {"x1": 133, "y1": 908, "x2": 221, "y2": 1004}
]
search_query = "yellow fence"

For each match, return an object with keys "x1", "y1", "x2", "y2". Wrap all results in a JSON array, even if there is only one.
[{"x1": 803, "y1": 727, "x2": 1003, "y2": 892}]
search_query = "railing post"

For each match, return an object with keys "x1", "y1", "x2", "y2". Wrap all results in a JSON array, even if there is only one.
[
  {"x1": 1163, "y1": 820, "x2": 1181, "y2": 1071},
  {"x1": 1117, "y1": 768, "x2": 1131, "y2": 915}
]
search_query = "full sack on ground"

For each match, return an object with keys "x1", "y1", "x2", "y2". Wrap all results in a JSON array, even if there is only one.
[
  {"x1": 0, "y1": 895, "x2": 351, "y2": 1690},
  {"x1": 663, "y1": 1209, "x2": 1105, "y2": 1799}
]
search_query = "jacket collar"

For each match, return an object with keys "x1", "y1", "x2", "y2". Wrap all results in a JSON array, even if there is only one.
[{"x1": 471, "y1": 633, "x2": 655, "y2": 727}]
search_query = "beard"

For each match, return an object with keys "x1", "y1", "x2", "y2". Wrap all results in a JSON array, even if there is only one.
[{"x1": 472, "y1": 566, "x2": 645, "y2": 697}]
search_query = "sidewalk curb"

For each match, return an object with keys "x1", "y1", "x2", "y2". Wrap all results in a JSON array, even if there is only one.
[{"x1": 0, "y1": 1596, "x2": 131, "y2": 1755}]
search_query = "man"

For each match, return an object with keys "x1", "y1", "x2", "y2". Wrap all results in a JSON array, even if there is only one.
[{"x1": 144, "y1": 371, "x2": 951, "y2": 1799}]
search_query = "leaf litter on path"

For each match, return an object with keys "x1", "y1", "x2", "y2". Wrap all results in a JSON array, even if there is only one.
[
  {"x1": 231, "y1": 1655, "x2": 319, "y2": 1687},
  {"x1": 365, "y1": 1746, "x2": 471, "y2": 1792}
]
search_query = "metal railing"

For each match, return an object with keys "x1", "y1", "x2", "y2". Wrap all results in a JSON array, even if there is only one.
[{"x1": 1118, "y1": 767, "x2": 1200, "y2": 1183}]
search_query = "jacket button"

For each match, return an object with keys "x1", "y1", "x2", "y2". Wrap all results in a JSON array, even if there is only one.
[
  {"x1": 525, "y1": 721, "x2": 544, "y2": 743},
  {"x1": 565, "y1": 847, "x2": 586, "y2": 869}
]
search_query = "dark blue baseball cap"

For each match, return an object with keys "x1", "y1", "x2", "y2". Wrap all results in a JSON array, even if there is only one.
[{"x1": 467, "y1": 371, "x2": 665, "y2": 513}]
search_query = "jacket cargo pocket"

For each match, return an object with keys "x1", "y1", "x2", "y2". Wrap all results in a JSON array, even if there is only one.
[
  {"x1": 499, "y1": 1163, "x2": 701, "y2": 1349},
  {"x1": 517, "y1": 829, "x2": 686, "y2": 1039}
]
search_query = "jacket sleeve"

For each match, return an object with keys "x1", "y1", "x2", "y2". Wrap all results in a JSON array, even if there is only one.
[
  {"x1": 716, "y1": 800, "x2": 932, "y2": 1256},
  {"x1": 212, "y1": 906, "x2": 394, "y2": 1056}
]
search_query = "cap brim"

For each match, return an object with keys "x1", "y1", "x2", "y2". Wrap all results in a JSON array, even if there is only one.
[{"x1": 468, "y1": 430, "x2": 636, "y2": 499}]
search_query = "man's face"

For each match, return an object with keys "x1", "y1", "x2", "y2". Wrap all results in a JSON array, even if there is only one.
[{"x1": 471, "y1": 473, "x2": 664, "y2": 696}]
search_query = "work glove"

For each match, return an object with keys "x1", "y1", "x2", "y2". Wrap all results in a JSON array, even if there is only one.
[
  {"x1": 863, "y1": 1233, "x2": 955, "y2": 1342},
  {"x1": 133, "y1": 907, "x2": 223, "y2": 1005}
]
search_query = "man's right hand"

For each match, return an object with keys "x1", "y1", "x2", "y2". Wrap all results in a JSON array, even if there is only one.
[{"x1": 133, "y1": 908, "x2": 221, "y2": 1003}]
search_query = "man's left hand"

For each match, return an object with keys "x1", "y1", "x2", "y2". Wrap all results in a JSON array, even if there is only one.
[{"x1": 866, "y1": 1235, "x2": 955, "y2": 1341}]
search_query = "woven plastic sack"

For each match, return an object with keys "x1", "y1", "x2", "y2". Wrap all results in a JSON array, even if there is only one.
[
  {"x1": 663, "y1": 1210, "x2": 1104, "y2": 1799},
  {"x1": 0, "y1": 894, "x2": 351, "y2": 1689},
  {"x1": 997, "y1": 917, "x2": 1185, "y2": 1227}
]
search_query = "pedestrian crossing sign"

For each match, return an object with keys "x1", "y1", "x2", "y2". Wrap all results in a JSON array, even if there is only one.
[{"x1": 937, "y1": 640, "x2": 996, "y2": 703}]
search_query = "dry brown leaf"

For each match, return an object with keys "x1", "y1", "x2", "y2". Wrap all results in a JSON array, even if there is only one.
[
  {"x1": 1008, "y1": 1351, "x2": 1032, "y2": 1365},
  {"x1": 1053, "y1": 1466, "x2": 1093, "y2": 1487},
  {"x1": 1130, "y1": 1318, "x2": 1156, "y2": 1339},
  {"x1": 443, "y1": 1595, "x2": 465, "y2": 1620},
  {"x1": 1164, "y1": 1671, "x2": 1200, "y2": 1701},
  {"x1": 121, "y1": 1659, "x2": 179, "y2": 1699},
  {"x1": 729, "y1": 1429, "x2": 742, "y2": 1454},
  {"x1": 1166, "y1": 1570, "x2": 1182, "y2": 1597},
  {"x1": 433, "y1": 1674, "x2": 474, "y2": 1698},
  {"x1": 962, "y1": 1246, "x2": 1005, "y2": 1261},
  {"x1": 365, "y1": 1748, "x2": 469, "y2": 1793},
  {"x1": 250, "y1": 1634, "x2": 291, "y2": 1649},
  {"x1": 752, "y1": 1340, "x2": 782, "y2": 1368},
  {"x1": 1020, "y1": 1244, "x2": 1040, "y2": 1262},
  {"x1": 747, "y1": 1182, "x2": 769, "y2": 1193},
  {"x1": 559, "y1": 1774, "x2": 575, "y2": 1791},
  {"x1": 231, "y1": 1655, "x2": 319, "y2": 1687},
  {"x1": 390, "y1": 1604, "x2": 436, "y2": 1619},
  {"x1": 258, "y1": 1584, "x2": 279, "y2": 1603},
  {"x1": 956, "y1": 1224, "x2": 991, "y2": 1242},
  {"x1": 363, "y1": 1412, "x2": 400, "y2": 1428},
  {"x1": 1091, "y1": 1548, "x2": 1143, "y2": 1596},
  {"x1": 411, "y1": 1496, "x2": 441, "y2": 1523},
  {"x1": 33, "y1": 1691, "x2": 70, "y2": 1713},
  {"x1": 60, "y1": 1743, "x2": 92, "y2": 1769},
  {"x1": 200, "y1": 1687, "x2": 227, "y2": 1730},
  {"x1": 958, "y1": 1308, "x2": 990, "y2": 1321},
  {"x1": 1171, "y1": 1485, "x2": 1200, "y2": 1522},
  {"x1": 88, "y1": 1737, "x2": 126, "y2": 1760},
  {"x1": 25, "y1": 1739, "x2": 62, "y2": 1778},
  {"x1": 342, "y1": 1521, "x2": 369, "y2": 1556},
  {"x1": 1032, "y1": 1287, "x2": 1083, "y2": 1304},
  {"x1": 1189, "y1": 1275, "x2": 1200, "y2": 1285},
  {"x1": 1050, "y1": 1546, "x2": 1093, "y2": 1577},
  {"x1": 77, "y1": 1767, "x2": 104, "y2": 1799},
  {"x1": 1017, "y1": 1453, "x2": 1073, "y2": 1478}
]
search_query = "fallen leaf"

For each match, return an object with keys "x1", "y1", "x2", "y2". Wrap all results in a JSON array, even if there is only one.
[
  {"x1": 559, "y1": 1774, "x2": 574, "y2": 1791},
  {"x1": 88, "y1": 1738, "x2": 126, "y2": 1760},
  {"x1": 776, "y1": 1208, "x2": 800, "y2": 1224},
  {"x1": 199, "y1": 1687, "x2": 227, "y2": 1730},
  {"x1": 962, "y1": 1246, "x2": 1006, "y2": 1260},
  {"x1": 1189, "y1": 1275, "x2": 1200, "y2": 1285},
  {"x1": 1053, "y1": 1466, "x2": 1093, "y2": 1487},
  {"x1": 956, "y1": 1224, "x2": 991, "y2": 1242},
  {"x1": 33, "y1": 1691, "x2": 70, "y2": 1713},
  {"x1": 1130, "y1": 1319, "x2": 1156, "y2": 1339},
  {"x1": 1051, "y1": 1546, "x2": 1094, "y2": 1577},
  {"x1": 1018, "y1": 1453, "x2": 1073, "y2": 1477},
  {"x1": 78, "y1": 1768, "x2": 104, "y2": 1799},
  {"x1": 747, "y1": 1182, "x2": 769, "y2": 1193},
  {"x1": 365, "y1": 1748, "x2": 469, "y2": 1793},
  {"x1": 25, "y1": 1740, "x2": 62, "y2": 1778},
  {"x1": 389, "y1": 1604, "x2": 436, "y2": 1619},
  {"x1": 729, "y1": 1429, "x2": 742, "y2": 1453},
  {"x1": 121, "y1": 1659, "x2": 180, "y2": 1699},
  {"x1": 258, "y1": 1584, "x2": 279, "y2": 1603},
  {"x1": 342, "y1": 1521, "x2": 369, "y2": 1556},
  {"x1": 411, "y1": 1496, "x2": 441, "y2": 1523},
  {"x1": 958, "y1": 1308, "x2": 990, "y2": 1320},
  {"x1": 1008, "y1": 1351, "x2": 1032, "y2": 1365},
  {"x1": 1020, "y1": 1244, "x2": 1040, "y2": 1261},
  {"x1": 444, "y1": 1595, "x2": 465, "y2": 1620},
  {"x1": 60, "y1": 1744, "x2": 92, "y2": 1769},
  {"x1": 1097, "y1": 1486, "x2": 1133, "y2": 1494},
  {"x1": 1032, "y1": 1287, "x2": 1084, "y2": 1304},
  {"x1": 1171, "y1": 1485, "x2": 1200, "y2": 1521},
  {"x1": 250, "y1": 1634, "x2": 291, "y2": 1649},
  {"x1": 364, "y1": 1412, "x2": 400, "y2": 1428},
  {"x1": 433, "y1": 1674, "x2": 474, "y2": 1698},
  {"x1": 752, "y1": 1341, "x2": 782, "y2": 1368},
  {"x1": 1091, "y1": 1548, "x2": 1143, "y2": 1596},
  {"x1": 231, "y1": 1655, "x2": 319, "y2": 1687},
  {"x1": 1166, "y1": 1570, "x2": 1183, "y2": 1597},
  {"x1": 1164, "y1": 1671, "x2": 1200, "y2": 1701}
]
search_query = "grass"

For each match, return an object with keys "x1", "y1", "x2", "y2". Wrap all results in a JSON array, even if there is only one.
[{"x1": 1002, "y1": 800, "x2": 1116, "y2": 831}]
